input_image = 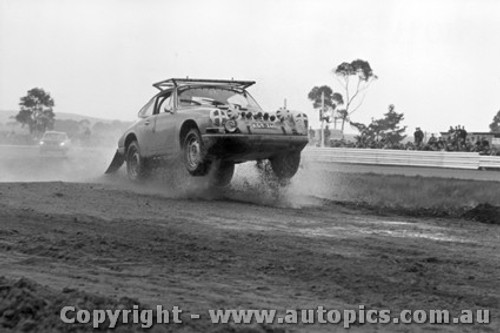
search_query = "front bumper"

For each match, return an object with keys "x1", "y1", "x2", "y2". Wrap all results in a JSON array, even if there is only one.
[
  {"x1": 40, "y1": 145, "x2": 69, "y2": 152},
  {"x1": 202, "y1": 134, "x2": 308, "y2": 162}
]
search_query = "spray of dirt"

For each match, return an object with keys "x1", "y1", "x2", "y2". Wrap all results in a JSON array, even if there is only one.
[
  {"x1": 98, "y1": 159, "x2": 343, "y2": 210},
  {"x1": 0, "y1": 144, "x2": 344, "y2": 209}
]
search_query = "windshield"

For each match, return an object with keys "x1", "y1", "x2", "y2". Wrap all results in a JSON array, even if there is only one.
[
  {"x1": 42, "y1": 132, "x2": 67, "y2": 140},
  {"x1": 178, "y1": 87, "x2": 262, "y2": 112}
]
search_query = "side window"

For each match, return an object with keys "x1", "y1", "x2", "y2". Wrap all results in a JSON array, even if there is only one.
[
  {"x1": 158, "y1": 94, "x2": 173, "y2": 113},
  {"x1": 138, "y1": 98, "x2": 156, "y2": 118}
]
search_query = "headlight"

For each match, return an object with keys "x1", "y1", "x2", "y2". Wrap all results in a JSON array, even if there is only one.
[
  {"x1": 39, "y1": 141, "x2": 44, "y2": 145},
  {"x1": 224, "y1": 119, "x2": 238, "y2": 133},
  {"x1": 293, "y1": 112, "x2": 308, "y2": 133},
  {"x1": 60, "y1": 142, "x2": 65, "y2": 146},
  {"x1": 276, "y1": 108, "x2": 290, "y2": 121},
  {"x1": 293, "y1": 112, "x2": 308, "y2": 123}
]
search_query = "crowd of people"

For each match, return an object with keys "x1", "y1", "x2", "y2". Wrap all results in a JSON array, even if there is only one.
[
  {"x1": 411, "y1": 125, "x2": 495, "y2": 155},
  {"x1": 323, "y1": 125, "x2": 498, "y2": 155}
]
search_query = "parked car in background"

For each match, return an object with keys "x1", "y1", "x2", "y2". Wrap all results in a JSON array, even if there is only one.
[
  {"x1": 105, "y1": 78, "x2": 309, "y2": 186},
  {"x1": 39, "y1": 131, "x2": 71, "y2": 155}
]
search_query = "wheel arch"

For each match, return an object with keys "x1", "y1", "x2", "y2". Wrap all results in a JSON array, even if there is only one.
[
  {"x1": 179, "y1": 120, "x2": 199, "y2": 148},
  {"x1": 124, "y1": 133, "x2": 138, "y2": 150}
]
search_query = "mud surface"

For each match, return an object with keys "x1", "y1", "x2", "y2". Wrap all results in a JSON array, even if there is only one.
[
  {"x1": 0, "y1": 177, "x2": 499, "y2": 332},
  {"x1": 1, "y1": 145, "x2": 499, "y2": 331}
]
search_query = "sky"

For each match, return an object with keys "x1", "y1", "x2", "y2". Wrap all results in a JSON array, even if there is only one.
[{"x1": 1, "y1": 0, "x2": 500, "y2": 134}]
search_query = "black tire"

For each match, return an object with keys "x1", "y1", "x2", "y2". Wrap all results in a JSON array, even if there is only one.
[
  {"x1": 211, "y1": 162, "x2": 235, "y2": 187},
  {"x1": 270, "y1": 151, "x2": 301, "y2": 180},
  {"x1": 126, "y1": 141, "x2": 149, "y2": 182},
  {"x1": 182, "y1": 128, "x2": 210, "y2": 176}
]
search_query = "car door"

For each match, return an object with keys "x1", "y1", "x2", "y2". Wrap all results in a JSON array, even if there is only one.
[
  {"x1": 151, "y1": 91, "x2": 178, "y2": 156},
  {"x1": 135, "y1": 97, "x2": 158, "y2": 157}
]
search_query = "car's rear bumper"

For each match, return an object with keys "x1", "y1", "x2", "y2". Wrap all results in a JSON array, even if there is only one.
[{"x1": 202, "y1": 134, "x2": 308, "y2": 162}]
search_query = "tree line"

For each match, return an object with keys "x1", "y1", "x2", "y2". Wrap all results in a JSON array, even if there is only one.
[
  {"x1": 9, "y1": 88, "x2": 131, "y2": 146},
  {"x1": 308, "y1": 59, "x2": 500, "y2": 147}
]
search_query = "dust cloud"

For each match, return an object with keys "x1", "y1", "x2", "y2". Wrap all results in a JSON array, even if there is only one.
[
  {"x1": 0, "y1": 145, "x2": 117, "y2": 182},
  {"x1": 100, "y1": 160, "x2": 340, "y2": 209},
  {"x1": 0, "y1": 144, "x2": 341, "y2": 208}
]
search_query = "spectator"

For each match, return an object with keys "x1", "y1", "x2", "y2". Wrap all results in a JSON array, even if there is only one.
[
  {"x1": 437, "y1": 137, "x2": 445, "y2": 151},
  {"x1": 319, "y1": 124, "x2": 496, "y2": 155},
  {"x1": 414, "y1": 127, "x2": 424, "y2": 146}
]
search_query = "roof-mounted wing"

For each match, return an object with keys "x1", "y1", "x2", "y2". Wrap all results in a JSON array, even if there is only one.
[{"x1": 152, "y1": 78, "x2": 256, "y2": 91}]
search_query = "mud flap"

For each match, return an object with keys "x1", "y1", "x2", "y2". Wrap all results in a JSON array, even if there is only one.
[{"x1": 105, "y1": 150, "x2": 125, "y2": 174}]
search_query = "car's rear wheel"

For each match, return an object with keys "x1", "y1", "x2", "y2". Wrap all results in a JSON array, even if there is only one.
[
  {"x1": 270, "y1": 151, "x2": 301, "y2": 180},
  {"x1": 211, "y1": 161, "x2": 235, "y2": 187},
  {"x1": 183, "y1": 128, "x2": 210, "y2": 176},
  {"x1": 126, "y1": 141, "x2": 148, "y2": 182}
]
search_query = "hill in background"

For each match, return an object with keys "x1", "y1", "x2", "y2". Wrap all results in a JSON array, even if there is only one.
[
  {"x1": 0, "y1": 110, "x2": 133, "y2": 126},
  {"x1": 0, "y1": 110, "x2": 133, "y2": 147}
]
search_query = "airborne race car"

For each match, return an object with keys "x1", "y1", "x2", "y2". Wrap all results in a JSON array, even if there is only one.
[{"x1": 105, "y1": 78, "x2": 309, "y2": 186}]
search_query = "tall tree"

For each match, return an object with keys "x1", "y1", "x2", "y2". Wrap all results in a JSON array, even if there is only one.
[
  {"x1": 307, "y1": 85, "x2": 343, "y2": 121},
  {"x1": 333, "y1": 59, "x2": 377, "y2": 132},
  {"x1": 15, "y1": 88, "x2": 55, "y2": 136},
  {"x1": 489, "y1": 110, "x2": 500, "y2": 133}
]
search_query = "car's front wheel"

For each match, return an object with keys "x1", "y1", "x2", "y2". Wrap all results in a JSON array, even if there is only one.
[
  {"x1": 126, "y1": 141, "x2": 149, "y2": 182},
  {"x1": 182, "y1": 128, "x2": 210, "y2": 176},
  {"x1": 270, "y1": 151, "x2": 301, "y2": 180}
]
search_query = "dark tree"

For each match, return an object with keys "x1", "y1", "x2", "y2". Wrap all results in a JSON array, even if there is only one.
[
  {"x1": 333, "y1": 59, "x2": 377, "y2": 132},
  {"x1": 351, "y1": 104, "x2": 406, "y2": 148},
  {"x1": 489, "y1": 110, "x2": 500, "y2": 133},
  {"x1": 307, "y1": 86, "x2": 344, "y2": 109},
  {"x1": 378, "y1": 104, "x2": 407, "y2": 145},
  {"x1": 15, "y1": 88, "x2": 55, "y2": 136},
  {"x1": 307, "y1": 85, "x2": 343, "y2": 121}
]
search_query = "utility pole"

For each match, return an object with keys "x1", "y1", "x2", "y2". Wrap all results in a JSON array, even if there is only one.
[{"x1": 320, "y1": 91, "x2": 325, "y2": 147}]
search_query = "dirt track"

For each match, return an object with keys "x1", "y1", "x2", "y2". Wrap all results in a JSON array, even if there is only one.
[{"x1": 1, "y1": 170, "x2": 499, "y2": 332}]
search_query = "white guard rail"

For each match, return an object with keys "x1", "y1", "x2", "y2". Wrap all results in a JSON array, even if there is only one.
[
  {"x1": 303, "y1": 148, "x2": 500, "y2": 170},
  {"x1": 479, "y1": 155, "x2": 500, "y2": 169}
]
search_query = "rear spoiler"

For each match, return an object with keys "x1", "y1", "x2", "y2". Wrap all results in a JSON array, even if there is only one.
[{"x1": 152, "y1": 78, "x2": 256, "y2": 91}]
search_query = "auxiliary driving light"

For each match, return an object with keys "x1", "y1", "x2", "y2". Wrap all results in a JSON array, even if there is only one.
[
  {"x1": 210, "y1": 109, "x2": 228, "y2": 127},
  {"x1": 226, "y1": 108, "x2": 237, "y2": 119},
  {"x1": 276, "y1": 107, "x2": 291, "y2": 121},
  {"x1": 224, "y1": 119, "x2": 238, "y2": 133}
]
